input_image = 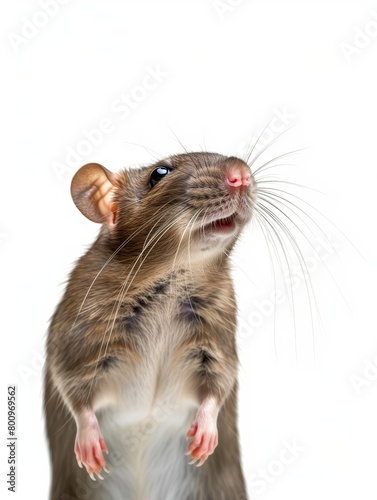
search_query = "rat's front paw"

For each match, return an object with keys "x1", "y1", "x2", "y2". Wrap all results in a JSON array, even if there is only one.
[
  {"x1": 74, "y1": 424, "x2": 109, "y2": 481},
  {"x1": 186, "y1": 401, "x2": 219, "y2": 467}
]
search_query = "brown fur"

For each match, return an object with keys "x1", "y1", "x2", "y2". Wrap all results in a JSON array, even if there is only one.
[{"x1": 44, "y1": 152, "x2": 256, "y2": 499}]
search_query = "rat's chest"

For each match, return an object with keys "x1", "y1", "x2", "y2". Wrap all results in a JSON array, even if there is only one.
[
  {"x1": 120, "y1": 271, "x2": 205, "y2": 338},
  {"x1": 93, "y1": 276, "x2": 209, "y2": 418}
]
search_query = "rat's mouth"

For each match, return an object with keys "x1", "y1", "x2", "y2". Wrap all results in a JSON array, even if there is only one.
[{"x1": 205, "y1": 214, "x2": 236, "y2": 233}]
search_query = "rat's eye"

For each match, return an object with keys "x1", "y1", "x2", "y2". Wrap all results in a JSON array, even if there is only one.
[{"x1": 150, "y1": 165, "x2": 172, "y2": 188}]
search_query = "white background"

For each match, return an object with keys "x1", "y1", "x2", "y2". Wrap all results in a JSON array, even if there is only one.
[{"x1": 1, "y1": 0, "x2": 376, "y2": 499}]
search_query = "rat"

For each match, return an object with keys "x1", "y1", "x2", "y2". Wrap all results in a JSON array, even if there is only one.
[{"x1": 44, "y1": 152, "x2": 256, "y2": 500}]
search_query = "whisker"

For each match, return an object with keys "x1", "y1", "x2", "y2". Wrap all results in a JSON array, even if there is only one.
[
  {"x1": 255, "y1": 200, "x2": 320, "y2": 363},
  {"x1": 254, "y1": 206, "x2": 298, "y2": 360},
  {"x1": 255, "y1": 178, "x2": 325, "y2": 195},
  {"x1": 121, "y1": 141, "x2": 163, "y2": 162},
  {"x1": 257, "y1": 185, "x2": 364, "y2": 259},
  {"x1": 258, "y1": 190, "x2": 353, "y2": 316},
  {"x1": 247, "y1": 123, "x2": 298, "y2": 165},
  {"x1": 252, "y1": 211, "x2": 281, "y2": 359},
  {"x1": 252, "y1": 148, "x2": 308, "y2": 178},
  {"x1": 245, "y1": 116, "x2": 280, "y2": 164}
]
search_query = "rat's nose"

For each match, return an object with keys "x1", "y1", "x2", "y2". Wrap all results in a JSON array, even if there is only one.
[{"x1": 225, "y1": 157, "x2": 251, "y2": 190}]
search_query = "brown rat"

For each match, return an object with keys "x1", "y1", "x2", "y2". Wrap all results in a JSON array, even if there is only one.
[{"x1": 44, "y1": 152, "x2": 256, "y2": 500}]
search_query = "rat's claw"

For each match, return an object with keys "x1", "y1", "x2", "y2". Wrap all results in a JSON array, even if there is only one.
[
  {"x1": 74, "y1": 420, "x2": 109, "y2": 481},
  {"x1": 196, "y1": 456, "x2": 207, "y2": 467},
  {"x1": 103, "y1": 466, "x2": 110, "y2": 474}
]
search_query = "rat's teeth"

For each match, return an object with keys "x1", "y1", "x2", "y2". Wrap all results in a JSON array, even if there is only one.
[{"x1": 212, "y1": 215, "x2": 235, "y2": 230}]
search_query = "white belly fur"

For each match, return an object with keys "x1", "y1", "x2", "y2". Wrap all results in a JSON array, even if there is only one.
[{"x1": 96, "y1": 403, "x2": 197, "y2": 500}]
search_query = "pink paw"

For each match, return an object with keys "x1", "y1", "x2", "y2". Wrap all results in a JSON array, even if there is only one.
[
  {"x1": 74, "y1": 423, "x2": 109, "y2": 481},
  {"x1": 186, "y1": 412, "x2": 218, "y2": 467}
]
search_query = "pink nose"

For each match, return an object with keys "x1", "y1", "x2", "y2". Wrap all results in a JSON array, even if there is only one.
[{"x1": 226, "y1": 164, "x2": 251, "y2": 189}]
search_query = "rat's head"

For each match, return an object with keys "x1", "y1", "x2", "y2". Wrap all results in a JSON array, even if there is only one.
[{"x1": 71, "y1": 152, "x2": 257, "y2": 265}]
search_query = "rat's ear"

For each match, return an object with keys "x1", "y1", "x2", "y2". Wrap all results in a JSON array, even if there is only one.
[{"x1": 71, "y1": 163, "x2": 119, "y2": 228}]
